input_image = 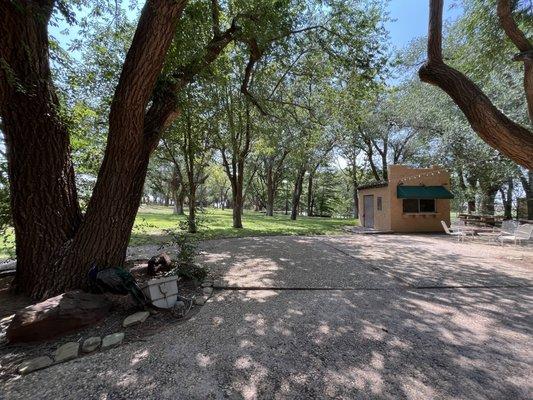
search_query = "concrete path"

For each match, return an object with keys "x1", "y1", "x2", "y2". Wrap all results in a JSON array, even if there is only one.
[{"x1": 4, "y1": 235, "x2": 533, "y2": 400}]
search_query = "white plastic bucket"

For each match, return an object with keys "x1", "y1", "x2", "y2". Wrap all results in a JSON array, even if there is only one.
[{"x1": 140, "y1": 275, "x2": 179, "y2": 309}]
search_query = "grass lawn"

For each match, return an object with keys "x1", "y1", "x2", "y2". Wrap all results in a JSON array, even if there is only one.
[
  {"x1": 131, "y1": 206, "x2": 358, "y2": 246},
  {"x1": 0, "y1": 206, "x2": 358, "y2": 259}
]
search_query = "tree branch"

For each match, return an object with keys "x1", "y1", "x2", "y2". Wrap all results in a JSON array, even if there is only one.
[
  {"x1": 426, "y1": 0, "x2": 443, "y2": 62},
  {"x1": 419, "y1": 0, "x2": 533, "y2": 169},
  {"x1": 497, "y1": 0, "x2": 532, "y2": 53}
]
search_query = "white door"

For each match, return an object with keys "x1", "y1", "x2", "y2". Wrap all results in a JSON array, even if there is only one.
[{"x1": 364, "y1": 195, "x2": 374, "y2": 228}]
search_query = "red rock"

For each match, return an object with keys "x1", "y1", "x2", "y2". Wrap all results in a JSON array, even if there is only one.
[{"x1": 6, "y1": 290, "x2": 110, "y2": 343}]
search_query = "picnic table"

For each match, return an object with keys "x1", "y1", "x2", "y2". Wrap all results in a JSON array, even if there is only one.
[
  {"x1": 457, "y1": 213, "x2": 504, "y2": 227},
  {"x1": 460, "y1": 225, "x2": 498, "y2": 237}
]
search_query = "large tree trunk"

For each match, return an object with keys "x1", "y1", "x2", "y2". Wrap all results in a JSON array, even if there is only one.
[
  {"x1": 1, "y1": 0, "x2": 187, "y2": 299},
  {"x1": 290, "y1": 167, "x2": 306, "y2": 221},
  {"x1": 38, "y1": 0, "x2": 186, "y2": 297},
  {"x1": 420, "y1": 0, "x2": 533, "y2": 169},
  {"x1": 0, "y1": 3, "x2": 82, "y2": 297}
]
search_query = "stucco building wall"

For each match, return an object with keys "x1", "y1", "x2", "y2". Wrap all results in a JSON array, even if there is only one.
[
  {"x1": 358, "y1": 185, "x2": 390, "y2": 231},
  {"x1": 358, "y1": 165, "x2": 452, "y2": 233}
]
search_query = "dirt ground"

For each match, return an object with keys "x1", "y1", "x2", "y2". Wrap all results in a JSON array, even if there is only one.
[{"x1": 2, "y1": 234, "x2": 532, "y2": 399}]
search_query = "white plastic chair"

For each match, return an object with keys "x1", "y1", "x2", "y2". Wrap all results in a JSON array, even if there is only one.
[
  {"x1": 452, "y1": 219, "x2": 465, "y2": 227},
  {"x1": 500, "y1": 220, "x2": 518, "y2": 235},
  {"x1": 441, "y1": 220, "x2": 466, "y2": 242},
  {"x1": 498, "y1": 224, "x2": 533, "y2": 246}
]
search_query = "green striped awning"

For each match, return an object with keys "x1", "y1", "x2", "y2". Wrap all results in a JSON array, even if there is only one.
[{"x1": 396, "y1": 185, "x2": 454, "y2": 199}]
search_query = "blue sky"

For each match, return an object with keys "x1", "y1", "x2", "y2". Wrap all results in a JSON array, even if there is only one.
[{"x1": 385, "y1": 0, "x2": 463, "y2": 50}]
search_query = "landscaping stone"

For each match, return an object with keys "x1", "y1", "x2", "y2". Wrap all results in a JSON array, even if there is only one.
[
  {"x1": 54, "y1": 342, "x2": 79, "y2": 363},
  {"x1": 201, "y1": 280, "x2": 213, "y2": 288},
  {"x1": 102, "y1": 332, "x2": 124, "y2": 349},
  {"x1": 6, "y1": 290, "x2": 110, "y2": 343},
  {"x1": 122, "y1": 311, "x2": 150, "y2": 327},
  {"x1": 194, "y1": 297, "x2": 205, "y2": 306},
  {"x1": 18, "y1": 356, "x2": 53, "y2": 375},
  {"x1": 82, "y1": 337, "x2": 102, "y2": 353},
  {"x1": 202, "y1": 287, "x2": 213, "y2": 297}
]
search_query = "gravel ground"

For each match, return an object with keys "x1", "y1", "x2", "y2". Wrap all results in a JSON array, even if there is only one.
[
  {"x1": 2, "y1": 234, "x2": 532, "y2": 399},
  {"x1": 200, "y1": 234, "x2": 533, "y2": 289}
]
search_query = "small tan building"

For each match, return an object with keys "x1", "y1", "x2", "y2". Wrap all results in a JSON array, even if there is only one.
[{"x1": 357, "y1": 165, "x2": 453, "y2": 233}]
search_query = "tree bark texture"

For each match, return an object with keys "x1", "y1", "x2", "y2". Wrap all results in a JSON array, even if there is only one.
[
  {"x1": 0, "y1": 2, "x2": 82, "y2": 296},
  {"x1": 171, "y1": 166, "x2": 186, "y2": 215}
]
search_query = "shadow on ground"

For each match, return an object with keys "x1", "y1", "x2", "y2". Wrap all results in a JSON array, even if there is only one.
[{"x1": 4, "y1": 234, "x2": 533, "y2": 399}]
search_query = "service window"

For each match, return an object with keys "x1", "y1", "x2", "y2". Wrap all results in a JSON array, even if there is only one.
[
  {"x1": 377, "y1": 197, "x2": 382, "y2": 211},
  {"x1": 403, "y1": 199, "x2": 437, "y2": 213},
  {"x1": 402, "y1": 199, "x2": 419, "y2": 213},
  {"x1": 419, "y1": 199, "x2": 436, "y2": 213}
]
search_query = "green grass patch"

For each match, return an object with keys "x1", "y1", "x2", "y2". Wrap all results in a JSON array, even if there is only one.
[
  {"x1": 131, "y1": 206, "x2": 357, "y2": 246},
  {"x1": 0, "y1": 206, "x2": 358, "y2": 259},
  {"x1": 0, "y1": 227, "x2": 15, "y2": 260}
]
